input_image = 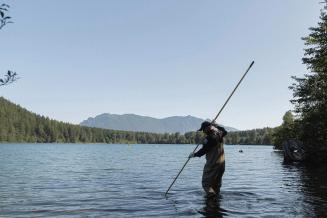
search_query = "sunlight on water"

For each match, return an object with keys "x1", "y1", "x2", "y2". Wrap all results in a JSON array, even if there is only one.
[{"x1": 0, "y1": 144, "x2": 326, "y2": 217}]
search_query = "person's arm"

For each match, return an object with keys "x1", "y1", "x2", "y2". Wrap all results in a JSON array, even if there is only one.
[
  {"x1": 217, "y1": 126, "x2": 227, "y2": 137},
  {"x1": 194, "y1": 136, "x2": 217, "y2": 157},
  {"x1": 212, "y1": 123, "x2": 227, "y2": 137}
]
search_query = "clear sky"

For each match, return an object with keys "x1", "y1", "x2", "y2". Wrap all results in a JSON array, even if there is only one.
[{"x1": 0, "y1": 0, "x2": 323, "y2": 130}]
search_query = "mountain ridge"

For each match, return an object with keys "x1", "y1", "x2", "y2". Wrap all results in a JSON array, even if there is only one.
[{"x1": 80, "y1": 113, "x2": 238, "y2": 134}]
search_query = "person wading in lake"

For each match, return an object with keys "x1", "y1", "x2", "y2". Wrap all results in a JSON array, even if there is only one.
[{"x1": 189, "y1": 121, "x2": 227, "y2": 198}]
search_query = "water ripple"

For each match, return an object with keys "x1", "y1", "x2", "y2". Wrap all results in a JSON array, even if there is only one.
[{"x1": 0, "y1": 144, "x2": 327, "y2": 217}]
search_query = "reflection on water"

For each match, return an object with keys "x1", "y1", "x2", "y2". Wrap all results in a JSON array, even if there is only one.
[
  {"x1": 283, "y1": 162, "x2": 327, "y2": 217},
  {"x1": 0, "y1": 144, "x2": 326, "y2": 217},
  {"x1": 199, "y1": 195, "x2": 227, "y2": 218}
]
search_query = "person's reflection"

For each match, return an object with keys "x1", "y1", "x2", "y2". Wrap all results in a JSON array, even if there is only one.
[{"x1": 200, "y1": 195, "x2": 227, "y2": 218}]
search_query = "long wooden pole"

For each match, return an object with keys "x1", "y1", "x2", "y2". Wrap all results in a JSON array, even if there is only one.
[{"x1": 165, "y1": 61, "x2": 254, "y2": 196}]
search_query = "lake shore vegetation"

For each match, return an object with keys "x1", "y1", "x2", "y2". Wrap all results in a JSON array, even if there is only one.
[{"x1": 273, "y1": 1, "x2": 327, "y2": 163}]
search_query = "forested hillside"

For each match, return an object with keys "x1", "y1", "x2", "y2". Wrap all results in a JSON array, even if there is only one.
[
  {"x1": 0, "y1": 97, "x2": 274, "y2": 145},
  {"x1": 0, "y1": 97, "x2": 201, "y2": 144}
]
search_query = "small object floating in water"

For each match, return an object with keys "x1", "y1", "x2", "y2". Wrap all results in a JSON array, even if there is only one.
[
  {"x1": 282, "y1": 139, "x2": 305, "y2": 162},
  {"x1": 239, "y1": 149, "x2": 243, "y2": 153}
]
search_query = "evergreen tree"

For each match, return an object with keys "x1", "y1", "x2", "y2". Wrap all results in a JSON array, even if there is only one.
[{"x1": 289, "y1": 1, "x2": 327, "y2": 161}]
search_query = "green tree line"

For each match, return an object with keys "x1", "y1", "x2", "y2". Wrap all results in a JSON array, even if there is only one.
[
  {"x1": 224, "y1": 128, "x2": 274, "y2": 145},
  {"x1": 0, "y1": 97, "x2": 193, "y2": 144},
  {"x1": 0, "y1": 97, "x2": 276, "y2": 145}
]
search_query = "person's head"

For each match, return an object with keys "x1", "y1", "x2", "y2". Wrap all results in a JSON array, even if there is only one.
[{"x1": 198, "y1": 121, "x2": 212, "y2": 134}]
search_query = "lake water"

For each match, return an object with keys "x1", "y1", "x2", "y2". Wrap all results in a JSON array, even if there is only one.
[{"x1": 0, "y1": 144, "x2": 326, "y2": 217}]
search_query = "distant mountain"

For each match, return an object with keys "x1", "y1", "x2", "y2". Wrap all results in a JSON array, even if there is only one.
[
  {"x1": 1, "y1": 97, "x2": 274, "y2": 145},
  {"x1": 80, "y1": 113, "x2": 238, "y2": 134}
]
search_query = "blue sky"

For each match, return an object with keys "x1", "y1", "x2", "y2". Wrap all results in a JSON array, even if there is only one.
[{"x1": 0, "y1": 0, "x2": 322, "y2": 130}]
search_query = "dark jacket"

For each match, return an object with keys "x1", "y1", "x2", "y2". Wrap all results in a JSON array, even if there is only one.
[{"x1": 194, "y1": 126, "x2": 227, "y2": 166}]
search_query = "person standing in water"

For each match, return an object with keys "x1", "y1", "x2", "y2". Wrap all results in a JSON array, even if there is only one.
[{"x1": 189, "y1": 121, "x2": 227, "y2": 197}]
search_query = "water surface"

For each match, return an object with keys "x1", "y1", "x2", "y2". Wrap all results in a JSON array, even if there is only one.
[{"x1": 0, "y1": 144, "x2": 326, "y2": 217}]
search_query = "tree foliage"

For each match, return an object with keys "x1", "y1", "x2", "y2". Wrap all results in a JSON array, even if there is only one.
[
  {"x1": 224, "y1": 128, "x2": 274, "y2": 145},
  {"x1": 0, "y1": 3, "x2": 12, "y2": 30},
  {"x1": 0, "y1": 71, "x2": 19, "y2": 86},
  {"x1": 0, "y1": 3, "x2": 17, "y2": 87},
  {"x1": 288, "y1": 1, "x2": 327, "y2": 161},
  {"x1": 272, "y1": 111, "x2": 298, "y2": 150}
]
